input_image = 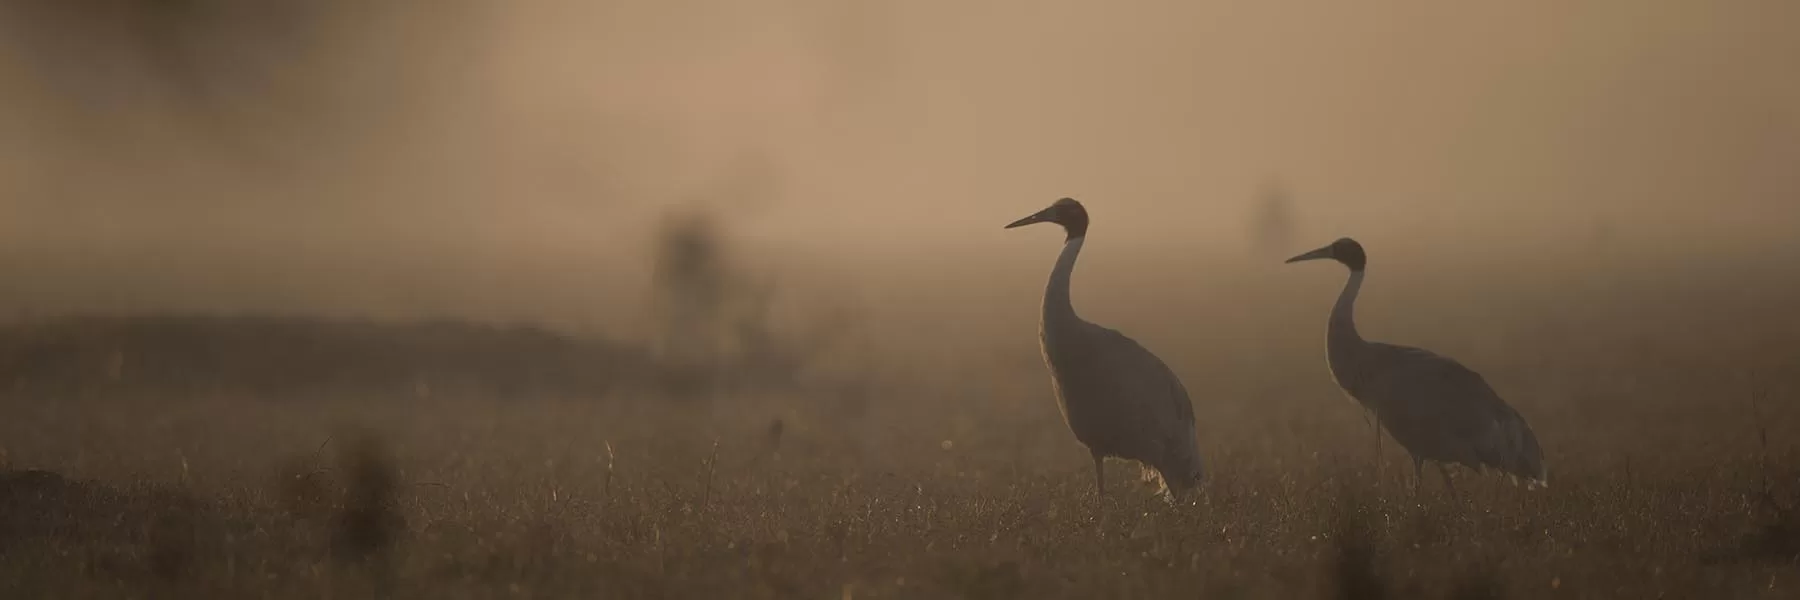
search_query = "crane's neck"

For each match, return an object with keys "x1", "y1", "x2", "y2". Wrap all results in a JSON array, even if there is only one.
[
  {"x1": 1330, "y1": 270, "x2": 1365, "y2": 340},
  {"x1": 1043, "y1": 236, "x2": 1086, "y2": 326},
  {"x1": 1327, "y1": 269, "x2": 1368, "y2": 378}
]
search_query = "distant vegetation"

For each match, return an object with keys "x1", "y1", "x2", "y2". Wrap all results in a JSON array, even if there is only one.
[
  {"x1": 1250, "y1": 179, "x2": 1296, "y2": 259},
  {"x1": 647, "y1": 206, "x2": 867, "y2": 403},
  {"x1": 0, "y1": 254, "x2": 1797, "y2": 597},
  {"x1": 0, "y1": 314, "x2": 655, "y2": 401},
  {"x1": 0, "y1": 209, "x2": 858, "y2": 406}
]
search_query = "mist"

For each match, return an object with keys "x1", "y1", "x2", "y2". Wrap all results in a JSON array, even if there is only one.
[
  {"x1": 4, "y1": 4, "x2": 1800, "y2": 596},
  {"x1": 1, "y1": 1, "x2": 1797, "y2": 331}
]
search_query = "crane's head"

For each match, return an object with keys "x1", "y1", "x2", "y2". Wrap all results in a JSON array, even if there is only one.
[
  {"x1": 1285, "y1": 237, "x2": 1366, "y2": 271},
  {"x1": 1005, "y1": 197, "x2": 1089, "y2": 241}
]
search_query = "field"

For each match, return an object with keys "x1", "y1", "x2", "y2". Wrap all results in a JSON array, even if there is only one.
[
  {"x1": 3, "y1": 0, "x2": 1797, "y2": 597},
  {"x1": 1, "y1": 253, "x2": 1798, "y2": 599}
]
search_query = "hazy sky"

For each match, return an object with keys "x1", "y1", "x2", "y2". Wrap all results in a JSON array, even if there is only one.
[{"x1": 0, "y1": 1, "x2": 1795, "y2": 321}]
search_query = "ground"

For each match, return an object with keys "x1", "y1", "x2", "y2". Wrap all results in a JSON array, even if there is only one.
[
  {"x1": 1, "y1": 381, "x2": 1795, "y2": 599},
  {"x1": 1, "y1": 258, "x2": 1798, "y2": 598}
]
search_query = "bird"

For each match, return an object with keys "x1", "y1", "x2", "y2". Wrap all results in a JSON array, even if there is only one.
[
  {"x1": 1006, "y1": 197, "x2": 1205, "y2": 502},
  {"x1": 1285, "y1": 237, "x2": 1547, "y2": 492}
]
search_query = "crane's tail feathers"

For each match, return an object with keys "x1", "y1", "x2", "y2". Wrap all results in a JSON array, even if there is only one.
[
  {"x1": 1139, "y1": 463, "x2": 1162, "y2": 485},
  {"x1": 1502, "y1": 473, "x2": 1550, "y2": 489},
  {"x1": 1483, "y1": 408, "x2": 1548, "y2": 489},
  {"x1": 1139, "y1": 463, "x2": 1171, "y2": 495},
  {"x1": 1140, "y1": 461, "x2": 1206, "y2": 505}
]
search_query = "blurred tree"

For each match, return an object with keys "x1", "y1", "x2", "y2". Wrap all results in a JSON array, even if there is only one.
[
  {"x1": 646, "y1": 204, "x2": 870, "y2": 403},
  {"x1": 1252, "y1": 178, "x2": 1297, "y2": 258},
  {"x1": 649, "y1": 210, "x2": 731, "y2": 369},
  {"x1": 0, "y1": 0, "x2": 476, "y2": 166},
  {"x1": 646, "y1": 208, "x2": 794, "y2": 400}
]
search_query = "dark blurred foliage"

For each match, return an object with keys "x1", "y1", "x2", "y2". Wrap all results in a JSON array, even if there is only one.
[
  {"x1": 0, "y1": 315, "x2": 657, "y2": 401},
  {"x1": 648, "y1": 204, "x2": 868, "y2": 404},
  {"x1": 0, "y1": 0, "x2": 477, "y2": 159},
  {"x1": 1252, "y1": 178, "x2": 1297, "y2": 259}
]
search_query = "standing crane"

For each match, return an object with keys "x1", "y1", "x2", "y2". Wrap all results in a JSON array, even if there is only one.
[
  {"x1": 1286, "y1": 237, "x2": 1547, "y2": 492},
  {"x1": 1006, "y1": 198, "x2": 1205, "y2": 502}
]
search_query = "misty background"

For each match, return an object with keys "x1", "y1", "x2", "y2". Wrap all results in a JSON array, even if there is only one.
[{"x1": 1, "y1": 0, "x2": 1796, "y2": 362}]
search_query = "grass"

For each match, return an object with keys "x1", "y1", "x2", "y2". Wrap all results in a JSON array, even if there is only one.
[
  {"x1": 1, "y1": 383, "x2": 1794, "y2": 599},
  {"x1": 1, "y1": 257, "x2": 1798, "y2": 598}
]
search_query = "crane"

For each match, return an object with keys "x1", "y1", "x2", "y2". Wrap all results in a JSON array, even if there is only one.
[
  {"x1": 1286, "y1": 237, "x2": 1547, "y2": 492},
  {"x1": 1006, "y1": 198, "x2": 1205, "y2": 502}
]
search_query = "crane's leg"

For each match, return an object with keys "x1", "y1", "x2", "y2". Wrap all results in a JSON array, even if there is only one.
[
  {"x1": 1373, "y1": 418, "x2": 1382, "y2": 456},
  {"x1": 1372, "y1": 418, "x2": 1383, "y2": 483},
  {"x1": 1410, "y1": 456, "x2": 1425, "y2": 497},
  {"x1": 1091, "y1": 452, "x2": 1106, "y2": 499},
  {"x1": 1090, "y1": 452, "x2": 1107, "y2": 526}
]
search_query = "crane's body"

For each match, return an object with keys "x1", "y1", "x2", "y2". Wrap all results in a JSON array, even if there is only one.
[
  {"x1": 1289, "y1": 238, "x2": 1547, "y2": 491},
  {"x1": 1008, "y1": 198, "x2": 1204, "y2": 502}
]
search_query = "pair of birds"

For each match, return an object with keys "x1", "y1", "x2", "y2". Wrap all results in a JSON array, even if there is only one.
[{"x1": 1006, "y1": 197, "x2": 1547, "y2": 502}]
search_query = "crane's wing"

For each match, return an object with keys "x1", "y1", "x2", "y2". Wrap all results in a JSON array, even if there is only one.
[
  {"x1": 1087, "y1": 324, "x2": 1195, "y2": 424},
  {"x1": 1364, "y1": 342, "x2": 1544, "y2": 480},
  {"x1": 1043, "y1": 321, "x2": 1204, "y2": 493}
]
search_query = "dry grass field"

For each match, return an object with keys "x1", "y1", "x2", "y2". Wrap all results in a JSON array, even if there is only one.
[
  {"x1": 3, "y1": 2, "x2": 1796, "y2": 598},
  {"x1": 1, "y1": 251, "x2": 1797, "y2": 600}
]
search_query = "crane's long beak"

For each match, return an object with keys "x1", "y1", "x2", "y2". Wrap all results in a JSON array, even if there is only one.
[
  {"x1": 1004, "y1": 208, "x2": 1053, "y2": 229},
  {"x1": 1284, "y1": 246, "x2": 1334, "y2": 263}
]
